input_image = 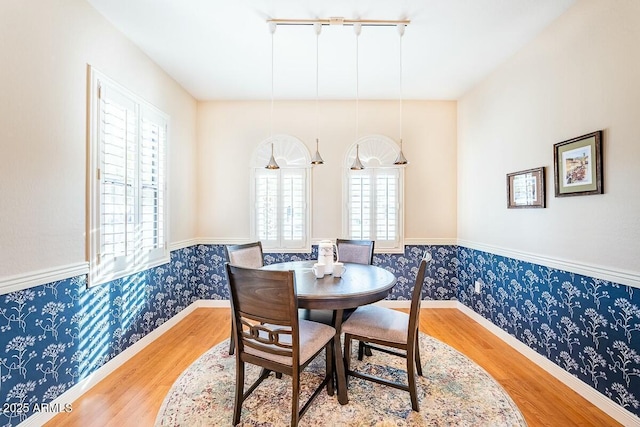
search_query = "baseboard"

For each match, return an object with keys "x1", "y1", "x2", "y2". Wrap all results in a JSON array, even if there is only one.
[
  {"x1": 197, "y1": 299, "x2": 230, "y2": 308},
  {"x1": 18, "y1": 301, "x2": 202, "y2": 427},
  {"x1": 192, "y1": 300, "x2": 457, "y2": 310},
  {"x1": 377, "y1": 300, "x2": 458, "y2": 309},
  {"x1": 456, "y1": 302, "x2": 640, "y2": 427}
]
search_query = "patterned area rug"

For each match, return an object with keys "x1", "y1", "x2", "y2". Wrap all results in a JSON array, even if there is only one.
[{"x1": 156, "y1": 333, "x2": 527, "y2": 426}]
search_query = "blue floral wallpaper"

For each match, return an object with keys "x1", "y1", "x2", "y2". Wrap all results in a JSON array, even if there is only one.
[
  {"x1": 0, "y1": 244, "x2": 638, "y2": 426},
  {"x1": 0, "y1": 247, "x2": 203, "y2": 425},
  {"x1": 456, "y1": 247, "x2": 639, "y2": 416}
]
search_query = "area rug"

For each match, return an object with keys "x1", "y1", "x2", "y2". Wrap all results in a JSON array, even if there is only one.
[{"x1": 155, "y1": 333, "x2": 527, "y2": 426}]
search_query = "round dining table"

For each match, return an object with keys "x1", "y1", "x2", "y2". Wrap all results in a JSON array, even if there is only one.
[{"x1": 263, "y1": 260, "x2": 397, "y2": 405}]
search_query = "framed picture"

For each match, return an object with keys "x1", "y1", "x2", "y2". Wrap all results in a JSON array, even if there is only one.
[
  {"x1": 507, "y1": 167, "x2": 545, "y2": 208},
  {"x1": 553, "y1": 131, "x2": 603, "y2": 197}
]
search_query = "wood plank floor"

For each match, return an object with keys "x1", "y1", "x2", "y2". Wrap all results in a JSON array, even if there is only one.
[{"x1": 45, "y1": 308, "x2": 621, "y2": 427}]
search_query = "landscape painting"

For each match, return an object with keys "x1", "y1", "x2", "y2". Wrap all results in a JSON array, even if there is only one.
[
  {"x1": 553, "y1": 131, "x2": 603, "y2": 197},
  {"x1": 562, "y1": 145, "x2": 592, "y2": 186}
]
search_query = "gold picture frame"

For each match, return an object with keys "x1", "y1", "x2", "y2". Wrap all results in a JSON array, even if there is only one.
[
  {"x1": 553, "y1": 131, "x2": 603, "y2": 197},
  {"x1": 507, "y1": 167, "x2": 545, "y2": 209}
]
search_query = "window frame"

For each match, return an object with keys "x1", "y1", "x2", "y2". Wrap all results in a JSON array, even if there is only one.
[
  {"x1": 342, "y1": 135, "x2": 405, "y2": 253},
  {"x1": 87, "y1": 67, "x2": 170, "y2": 287},
  {"x1": 250, "y1": 135, "x2": 311, "y2": 252}
]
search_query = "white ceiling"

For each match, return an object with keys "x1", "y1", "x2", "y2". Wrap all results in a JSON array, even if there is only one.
[{"x1": 86, "y1": 0, "x2": 575, "y2": 101}]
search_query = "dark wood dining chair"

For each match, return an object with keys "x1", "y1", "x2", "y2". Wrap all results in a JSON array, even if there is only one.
[
  {"x1": 334, "y1": 238, "x2": 376, "y2": 355},
  {"x1": 341, "y1": 252, "x2": 431, "y2": 412},
  {"x1": 225, "y1": 241, "x2": 265, "y2": 355},
  {"x1": 225, "y1": 263, "x2": 335, "y2": 426},
  {"x1": 336, "y1": 239, "x2": 375, "y2": 265}
]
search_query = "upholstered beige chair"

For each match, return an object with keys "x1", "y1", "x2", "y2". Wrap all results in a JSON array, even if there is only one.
[
  {"x1": 225, "y1": 241, "x2": 264, "y2": 355},
  {"x1": 225, "y1": 264, "x2": 335, "y2": 427},
  {"x1": 335, "y1": 239, "x2": 375, "y2": 265},
  {"x1": 341, "y1": 252, "x2": 431, "y2": 412},
  {"x1": 225, "y1": 241, "x2": 264, "y2": 269}
]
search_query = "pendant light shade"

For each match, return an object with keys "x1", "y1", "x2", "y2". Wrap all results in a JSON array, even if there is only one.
[
  {"x1": 394, "y1": 23, "x2": 408, "y2": 166},
  {"x1": 265, "y1": 22, "x2": 279, "y2": 169},
  {"x1": 311, "y1": 138, "x2": 324, "y2": 164},
  {"x1": 350, "y1": 144, "x2": 365, "y2": 170},
  {"x1": 394, "y1": 139, "x2": 408, "y2": 165},
  {"x1": 266, "y1": 142, "x2": 279, "y2": 169}
]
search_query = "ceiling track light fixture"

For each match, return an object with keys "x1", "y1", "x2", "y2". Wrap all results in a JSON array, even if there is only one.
[
  {"x1": 266, "y1": 18, "x2": 410, "y2": 170},
  {"x1": 394, "y1": 23, "x2": 408, "y2": 165},
  {"x1": 350, "y1": 22, "x2": 365, "y2": 171},
  {"x1": 310, "y1": 22, "x2": 324, "y2": 165},
  {"x1": 265, "y1": 22, "x2": 279, "y2": 170},
  {"x1": 267, "y1": 17, "x2": 410, "y2": 27}
]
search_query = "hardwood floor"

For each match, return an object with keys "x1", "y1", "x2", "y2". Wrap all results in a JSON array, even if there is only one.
[{"x1": 45, "y1": 308, "x2": 621, "y2": 427}]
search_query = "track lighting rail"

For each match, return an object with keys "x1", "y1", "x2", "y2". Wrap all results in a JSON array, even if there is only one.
[{"x1": 267, "y1": 17, "x2": 410, "y2": 27}]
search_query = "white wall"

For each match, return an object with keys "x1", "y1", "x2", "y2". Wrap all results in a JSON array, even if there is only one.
[
  {"x1": 458, "y1": 0, "x2": 640, "y2": 278},
  {"x1": 0, "y1": 0, "x2": 198, "y2": 279},
  {"x1": 197, "y1": 100, "x2": 457, "y2": 244}
]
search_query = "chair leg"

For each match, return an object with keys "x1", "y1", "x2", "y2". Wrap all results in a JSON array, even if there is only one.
[
  {"x1": 364, "y1": 343, "x2": 373, "y2": 357},
  {"x1": 233, "y1": 359, "x2": 245, "y2": 425},
  {"x1": 343, "y1": 334, "x2": 352, "y2": 387},
  {"x1": 291, "y1": 369, "x2": 300, "y2": 427},
  {"x1": 406, "y1": 346, "x2": 419, "y2": 412},
  {"x1": 229, "y1": 325, "x2": 235, "y2": 355},
  {"x1": 414, "y1": 333, "x2": 423, "y2": 376},
  {"x1": 326, "y1": 342, "x2": 334, "y2": 396},
  {"x1": 357, "y1": 340, "x2": 365, "y2": 360}
]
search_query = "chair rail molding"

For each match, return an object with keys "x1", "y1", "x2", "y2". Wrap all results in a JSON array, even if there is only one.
[
  {"x1": 457, "y1": 239, "x2": 640, "y2": 290},
  {"x1": 0, "y1": 261, "x2": 89, "y2": 296}
]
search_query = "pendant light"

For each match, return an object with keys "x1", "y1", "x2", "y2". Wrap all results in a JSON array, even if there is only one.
[
  {"x1": 265, "y1": 22, "x2": 280, "y2": 170},
  {"x1": 394, "y1": 23, "x2": 408, "y2": 165},
  {"x1": 351, "y1": 144, "x2": 364, "y2": 170},
  {"x1": 310, "y1": 23, "x2": 325, "y2": 165},
  {"x1": 350, "y1": 23, "x2": 365, "y2": 171},
  {"x1": 265, "y1": 143, "x2": 279, "y2": 169}
]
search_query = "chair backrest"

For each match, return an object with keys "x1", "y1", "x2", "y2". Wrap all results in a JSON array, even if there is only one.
[
  {"x1": 225, "y1": 263, "x2": 300, "y2": 363},
  {"x1": 408, "y1": 252, "x2": 431, "y2": 341},
  {"x1": 335, "y1": 239, "x2": 375, "y2": 265},
  {"x1": 225, "y1": 241, "x2": 264, "y2": 268}
]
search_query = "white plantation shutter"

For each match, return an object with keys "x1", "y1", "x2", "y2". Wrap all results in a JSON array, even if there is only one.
[
  {"x1": 100, "y1": 89, "x2": 135, "y2": 263},
  {"x1": 89, "y1": 68, "x2": 169, "y2": 286},
  {"x1": 251, "y1": 136, "x2": 310, "y2": 252},
  {"x1": 255, "y1": 170, "x2": 279, "y2": 241},
  {"x1": 139, "y1": 110, "x2": 166, "y2": 257},
  {"x1": 344, "y1": 136, "x2": 404, "y2": 252},
  {"x1": 375, "y1": 170, "x2": 398, "y2": 242},
  {"x1": 348, "y1": 169, "x2": 399, "y2": 248},
  {"x1": 281, "y1": 169, "x2": 305, "y2": 242},
  {"x1": 349, "y1": 173, "x2": 371, "y2": 240}
]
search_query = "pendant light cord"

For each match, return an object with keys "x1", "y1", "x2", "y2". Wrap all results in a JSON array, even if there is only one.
[
  {"x1": 316, "y1": 24, "x2": 319, "y2": 141},
  {"x1": 270, "y1": 26, "x2": 274, "y2": 139},
  {"x1": 399, "y1": 25, "x2": 403, "y2": 143},
  {"x1": 355, "y1": 23, "x2": 360, "y2": 144}
]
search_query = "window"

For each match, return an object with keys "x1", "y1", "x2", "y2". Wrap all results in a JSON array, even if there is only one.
[
  {"x1": 344, "y1": 135, "x2": 404, "y2": 252},
  {"x1": 88, "y1": 68, "x2": 169, "y2": 286},
  {"x1": 251, "y1": 135, "x2": 310, "y2": 251}
]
